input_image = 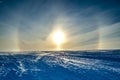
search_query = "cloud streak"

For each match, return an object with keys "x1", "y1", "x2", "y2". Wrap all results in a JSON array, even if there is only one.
[{"x1": 0, "y1": 0, "x2": 120, "y2": 51}]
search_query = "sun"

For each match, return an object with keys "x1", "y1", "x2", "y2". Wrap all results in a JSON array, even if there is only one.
[{"x1": 52, "y1": 31, "x2": 65, "y2": 50}]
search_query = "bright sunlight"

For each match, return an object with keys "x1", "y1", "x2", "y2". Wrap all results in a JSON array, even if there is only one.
[{"x1": 52, "y1": 30, "x2": 65, "y2": 50}]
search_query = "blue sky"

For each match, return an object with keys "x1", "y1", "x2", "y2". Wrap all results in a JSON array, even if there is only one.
[{"x1": 0, "y1": 0, "x2": 120, "y2": 51}]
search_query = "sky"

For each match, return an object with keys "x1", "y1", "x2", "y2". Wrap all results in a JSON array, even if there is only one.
[{"x1": 0, "y1": 0, "x2": 120, "y2": 51}]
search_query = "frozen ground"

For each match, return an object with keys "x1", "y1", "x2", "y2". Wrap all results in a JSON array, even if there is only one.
[{"x1": 0, "y1": 50, "x2": 120, "y2": 80}]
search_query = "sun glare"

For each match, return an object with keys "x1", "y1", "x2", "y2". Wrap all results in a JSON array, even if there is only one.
[{"x1": 52, "y1": 31, "x2": 65, "y2": 50}]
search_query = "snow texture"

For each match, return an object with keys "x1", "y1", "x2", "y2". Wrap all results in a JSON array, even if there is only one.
[{"x1": 0, "y1": 50, "x2": 120, "y2": 80}]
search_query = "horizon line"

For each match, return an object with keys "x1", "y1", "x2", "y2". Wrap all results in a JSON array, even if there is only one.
[{"x1": 0, "y1": 49, "x2": 120, "y2": 53}]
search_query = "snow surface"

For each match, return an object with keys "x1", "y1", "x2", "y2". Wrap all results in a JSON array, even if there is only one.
[{"x1": 0, "y1": 50, "x2": 120, "y2": 80}]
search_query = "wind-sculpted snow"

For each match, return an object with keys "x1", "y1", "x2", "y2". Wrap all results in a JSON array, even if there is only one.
[{"x1": 0, "y1": 50, "x2": 120, "y2": 80}]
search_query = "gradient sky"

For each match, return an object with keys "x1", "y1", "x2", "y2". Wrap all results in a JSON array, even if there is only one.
[{"x1": 0, "y1": 0, "x2": 120, "y2": 51}]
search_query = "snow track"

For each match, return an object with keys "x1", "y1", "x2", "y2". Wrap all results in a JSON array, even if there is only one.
[{"x1": 0, "y1": 50, "x2": 120, "y2": 80}]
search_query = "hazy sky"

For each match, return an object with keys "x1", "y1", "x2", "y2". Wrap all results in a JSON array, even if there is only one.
[{"x1": 0, "y1": 0, "x2": 120, "y2": 51}]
